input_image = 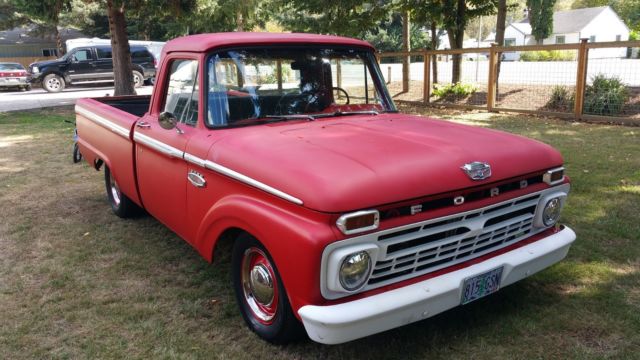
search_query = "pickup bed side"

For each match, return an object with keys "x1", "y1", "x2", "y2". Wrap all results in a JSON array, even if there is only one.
[{"x1": 76, "y1": 96, "x2": 150, "y2": 207}]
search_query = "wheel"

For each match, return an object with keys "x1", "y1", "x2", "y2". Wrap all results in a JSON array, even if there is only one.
[
  {"x1": 132, "y1": 70, "x2": 144, "y2": 88},
  {"x1": 72, "y1": 143, "x2": 82, "y2": 163},
  {"x1": 104, "y1": 166, "x2": 140, "y2": 218},
  {"x1": 43, "y1": 73, "x2": 65, "y2": 93},
  {"x1": 232, "y1": 233, "x2": 304, "y2": 343},
  {"x1": 25, "y1": 84, "x2": 32, "y2": 91}
]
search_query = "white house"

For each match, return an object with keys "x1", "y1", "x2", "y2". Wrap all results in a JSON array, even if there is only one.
[{"x1": 503, "y1": 6, "x2": 630, "y2": 60}]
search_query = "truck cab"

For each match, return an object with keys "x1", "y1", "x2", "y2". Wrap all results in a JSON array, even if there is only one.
[{"x1": 75, "y1": 32, "x2": 575, "y2": 345}]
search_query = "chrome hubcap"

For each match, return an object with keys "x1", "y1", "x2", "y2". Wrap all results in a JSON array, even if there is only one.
[
  {"x1": 109, "y1": 175, "x2": 121, "y2": 206},
  {"x1": 241, "y1": 247, "x2": 278, "y2": 324}
]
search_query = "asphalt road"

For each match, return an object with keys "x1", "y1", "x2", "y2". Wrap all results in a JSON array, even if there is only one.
[{"x1": 0, "y1": 85, "x2": 153, "y2": 112}]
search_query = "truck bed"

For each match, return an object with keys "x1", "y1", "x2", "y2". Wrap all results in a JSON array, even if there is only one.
[{"x1": 94, "y1": 95, "x2": 151, "y2": 117}]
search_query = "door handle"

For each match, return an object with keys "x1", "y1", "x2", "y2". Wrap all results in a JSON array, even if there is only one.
[
  {"x1": 188, "y1": 170, "x2": 206, "y2": 188},
  {"x1": 136, "y1": 121, "x2": 151, "y2": 129}
]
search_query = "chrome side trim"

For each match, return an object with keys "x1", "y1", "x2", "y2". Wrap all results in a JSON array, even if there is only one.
[
  {"x1": 183, "y1": 153, "x2": 304, "y2": 206},
  {"x1": 75, "y1": 105, "x2": 130, "y2": 138},
  {"x1": 133, "y1": 132, "x2": 183, "y2": 158},
  {"x1": 77, "y1": 103, "x2": 303, "y2": 206}
]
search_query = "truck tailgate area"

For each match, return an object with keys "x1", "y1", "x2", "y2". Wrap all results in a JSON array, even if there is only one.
[{"x1": 75, "y1": 97, "x2": 145, "y2": 206}]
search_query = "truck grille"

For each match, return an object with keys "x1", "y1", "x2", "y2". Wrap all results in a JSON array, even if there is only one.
[{"x1": 367, "y1": 193, "x2": 543, "y2": 287}]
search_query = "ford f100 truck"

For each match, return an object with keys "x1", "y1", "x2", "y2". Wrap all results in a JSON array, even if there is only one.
[{"x1": 75, "y1": 33, "x2": 576, "y2": 344}]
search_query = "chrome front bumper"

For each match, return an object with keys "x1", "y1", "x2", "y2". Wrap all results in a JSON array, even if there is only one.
[{"x1": 298, "y1": 226, "x2": 575, "y2": 344}]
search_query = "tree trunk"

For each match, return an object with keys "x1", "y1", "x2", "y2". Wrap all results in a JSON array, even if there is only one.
[
  {"x1": 495, "y1": 0, "x2": 507, "y2": 94},
  {"x1": 107, "y1": 0, "x2": 135, "y2": 96},
  {"x1": 54, "y1": 24, "x2": 64, "y2": 55},
  {"x1": 449, "y1": 0, "x2": 466, "y2": 84},
  {"x1": 430, "y1": 22, "x2": 438, "y2": 84},
  {"x1": 402, "y1": 10, "x2": 410, "y2": 93}
]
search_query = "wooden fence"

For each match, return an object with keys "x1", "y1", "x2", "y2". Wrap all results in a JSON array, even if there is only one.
[
  {"x1": 0, "y1": 56, "x2": 57, "y2": 68},
  {"x1": 378, "y1": 39, "x2": 640, "y2": 126}
]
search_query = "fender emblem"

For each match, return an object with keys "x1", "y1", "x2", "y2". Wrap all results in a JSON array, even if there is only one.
[{"x1": 461, "y1": 161, "x2": 492, "y2": 181}]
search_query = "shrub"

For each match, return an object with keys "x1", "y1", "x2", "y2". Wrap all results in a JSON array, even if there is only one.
[
  {"x1": 583, "y1": 74, "x2": 630, "y2": 116},
  {"x1": 432, "y1": 82, "x2": 478, "y2": 99},
  {"x1": 520, "y1": 50, "x2": 576, "y2": 61},
  {"x1": 546, "y1": 85, "x2": 575, "y2": 111}
]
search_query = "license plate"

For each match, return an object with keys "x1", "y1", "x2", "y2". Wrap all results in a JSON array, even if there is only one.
[{"x1": 461, "y1": 266, "x2": 503, "y2": 305}]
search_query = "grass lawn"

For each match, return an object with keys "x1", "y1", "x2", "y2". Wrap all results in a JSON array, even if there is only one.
[{"x1": 0, "y1": 106, "x2": 638, "y2": 359}]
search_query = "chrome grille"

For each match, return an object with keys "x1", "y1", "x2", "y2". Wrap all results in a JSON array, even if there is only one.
[{"x1": 367, "y1": 193, "x2": 543, "y2": 287}]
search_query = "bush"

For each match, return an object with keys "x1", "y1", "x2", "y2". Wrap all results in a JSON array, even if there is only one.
[
  {"x1": 546, "y1": 85, "x2": 575, "y2": 111},
  {"x1": 432, "y1": 82, "x2": 478, "y2": 99},
  {"x1": 583, "y1": 74, "x2": 630, "y2": 116},
  {"x1": 520, "y1": 50, "x2": 576, "y2": 62}
]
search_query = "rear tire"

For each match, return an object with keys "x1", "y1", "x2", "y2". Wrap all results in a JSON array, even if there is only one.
[
  {"x1": 104, "y1": 166, "x2": 140, "y2": 218},
  {"x1": 232, "y1": 233, "x2": 304, "y2": 344},
  {"x1": 43, "y1": 73, "x2": 65, "y2": 93},
  {"x1": 132, "y1": 71, "x2": 144, "y2": 88}
]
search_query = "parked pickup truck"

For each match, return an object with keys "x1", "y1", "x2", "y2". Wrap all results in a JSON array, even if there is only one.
[
  {"x1": 30, "y1": 45, "x2": 156, "y2": 92},
  {"x1": 75, "y1": 33, "x2": 576, "y2": 345}
]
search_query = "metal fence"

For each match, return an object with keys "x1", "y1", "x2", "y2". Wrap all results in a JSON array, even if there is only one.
[{"x1": 378, "y1": 39, "x2": 640, "y2": 125}]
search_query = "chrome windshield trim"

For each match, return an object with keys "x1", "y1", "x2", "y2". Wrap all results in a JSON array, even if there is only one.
[
  {"x1": 133, "y1": 132, "x2": 183, "y2": 158},
  {"x1": 76, "y1": 105, "x2": 130, "y2": 138},
  {"x1": 184, "y1": 153, "x2": 304, "y2": 206}
]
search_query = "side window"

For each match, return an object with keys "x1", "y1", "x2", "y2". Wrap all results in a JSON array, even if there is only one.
[
  {"x1": 164, "y1": 59, "x2": 199, "y2": 127},
  {"x1": 73, "y1": 49, "x2": 91, "y2": 61},
  {"x1": 96, "y1": 47, "x2": 112, "y2": 59}
]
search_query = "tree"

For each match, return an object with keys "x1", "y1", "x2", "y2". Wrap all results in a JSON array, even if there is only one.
[
  {"x1": 2, "y1": 0, "x2": 71, "y2": 55},
  {"x1": 102, "y1": 0, "x2": 196, "y2": 96},
  {"x1": 527, "y1": 0, "x2": 557, "y2": 44}
]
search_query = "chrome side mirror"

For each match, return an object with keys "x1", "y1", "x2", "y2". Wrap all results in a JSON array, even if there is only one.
[{"x1": 158, "y1": 111, "x2": 178, "y2": 130}]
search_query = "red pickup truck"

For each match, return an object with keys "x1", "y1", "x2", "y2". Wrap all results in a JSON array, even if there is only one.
[{"x1": 76, "y1": 33, "x2": 576, "y2": 344}]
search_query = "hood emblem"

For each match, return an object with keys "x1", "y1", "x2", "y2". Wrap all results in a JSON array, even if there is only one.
[{"x1": 461, "y1": 161, "x2": 492, "y2": 181}]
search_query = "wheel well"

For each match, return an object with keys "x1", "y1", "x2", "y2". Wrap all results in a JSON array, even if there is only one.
[
  {"x1": 94, "y1": 158, "x2": 103, "y2": 171},
  {"x1": 212, "y1": 227, "x2": 246, "y2": 264}
]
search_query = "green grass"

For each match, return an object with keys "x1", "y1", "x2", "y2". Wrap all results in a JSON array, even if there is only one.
[{"x1": 0, "y1": 106, "x2": 639, "y2": 359}]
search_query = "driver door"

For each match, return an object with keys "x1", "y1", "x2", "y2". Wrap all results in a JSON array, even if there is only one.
[
  {"x1": 67, "y1": 48, "x2": 96, "y2": 83},
  {"x1": 135, "y1": 57, "x2": 200, "y2": 239}
]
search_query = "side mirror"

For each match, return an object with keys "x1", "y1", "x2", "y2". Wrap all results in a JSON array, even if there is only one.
[{"x1": 158, "y1": 111, "x2": 178, "y2": 130}]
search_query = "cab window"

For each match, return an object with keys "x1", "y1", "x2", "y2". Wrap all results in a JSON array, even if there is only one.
[
  {"x1": 163, "y1": 59, "x2": 199, "y2": 127},
  {"x1": 72, "y1": 49, "x2": 92, "y2": 62}
]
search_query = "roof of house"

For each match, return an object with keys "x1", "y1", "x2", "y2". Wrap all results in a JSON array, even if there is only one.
[
  {"x1": 163, "y1": 32, "x2": 374, "y2": 54},
  {"x1": 0, "y1": 26, "x2": 85, "y2": 45},
  {"x1": 514, "y1": 6, "x2": 613, "y2": 35}
]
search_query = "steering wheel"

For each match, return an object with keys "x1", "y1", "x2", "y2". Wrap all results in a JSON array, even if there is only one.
[{"x1": 332, "y1": 87, "x2": 350, "y2": 105}]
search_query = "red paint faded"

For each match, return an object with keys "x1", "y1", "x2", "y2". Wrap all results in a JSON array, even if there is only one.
[{"x1": 75, "y1": 33, "x2": 570, "y2": 324}]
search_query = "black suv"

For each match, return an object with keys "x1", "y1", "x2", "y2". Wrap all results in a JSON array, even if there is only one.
[{"x1": 29, "y1": 45, "x2": 156, "y2": 92}]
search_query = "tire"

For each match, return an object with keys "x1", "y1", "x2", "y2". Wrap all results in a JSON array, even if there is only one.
[
  {"x1": 104, "y1": 166, "x2": 140, "y2": 218},
  {"x1": 232, "y1": 233, "x2": 304, "y2": 344},
  {"x1": 43, "y1": 73, "x2": 65, "y2": 93},
  {"x1": 72, "y1": 143, "x2": 82, "y2": 163},
  {"x1": 132, "y1": 70, "x2": 144, "y2": 88}
]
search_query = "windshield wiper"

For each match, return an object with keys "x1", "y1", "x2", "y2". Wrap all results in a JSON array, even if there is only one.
[{"x1": 263, "y1": 114, "x2": 316, "y2": 122}]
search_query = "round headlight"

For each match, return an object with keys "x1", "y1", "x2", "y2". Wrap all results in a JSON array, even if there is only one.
[
  {"x1": 339, "y1": 251, "x2": 371, "y2": 291},
  {"x1": 542, "y1": 197, "x2": 562, "y2": 226}
]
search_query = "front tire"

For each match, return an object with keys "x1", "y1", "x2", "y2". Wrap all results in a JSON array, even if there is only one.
[
  {"x1": 132, "y1": 70, "x2": 144, "y2": 88},
  {"x1": 43, "y1": 74, "x2": 65, "y2": 93},
  {"x1": 104, "y1": 166, "x2": 140, "y2": 218},
  {"x1": 232, "y1": 233, "x2": 304, "y2": 344}
]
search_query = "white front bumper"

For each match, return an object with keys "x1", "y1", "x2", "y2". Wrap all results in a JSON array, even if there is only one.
[{"x1": 298, "y1": 226, "x2": 576, "y2": 344}]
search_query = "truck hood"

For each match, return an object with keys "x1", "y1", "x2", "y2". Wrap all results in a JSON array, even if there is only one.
[{"x1": 209, "y1": 114, "x2": 563, "y2": 212}]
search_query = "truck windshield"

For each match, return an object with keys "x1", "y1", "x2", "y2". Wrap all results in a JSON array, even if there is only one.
[{"x1": 206, "y1": 47, "x2": 395, "y2": 127}]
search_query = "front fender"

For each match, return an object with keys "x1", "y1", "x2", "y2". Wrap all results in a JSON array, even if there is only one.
[{"x1": 195, "y1": 194, "x2": 336, "y2": 313}]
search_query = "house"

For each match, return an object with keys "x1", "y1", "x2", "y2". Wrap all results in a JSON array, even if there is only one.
[
  {"x1": 503, "y1": 6, "x2": 630, "y2": 59},
  {"x1": 0, "y1": 26, "x2": 86, "y2": 67}
]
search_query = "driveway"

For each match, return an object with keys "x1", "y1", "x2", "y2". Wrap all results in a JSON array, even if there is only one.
[{"x1": 0, "y1": 85, "x2": 153, "y2": 112}]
